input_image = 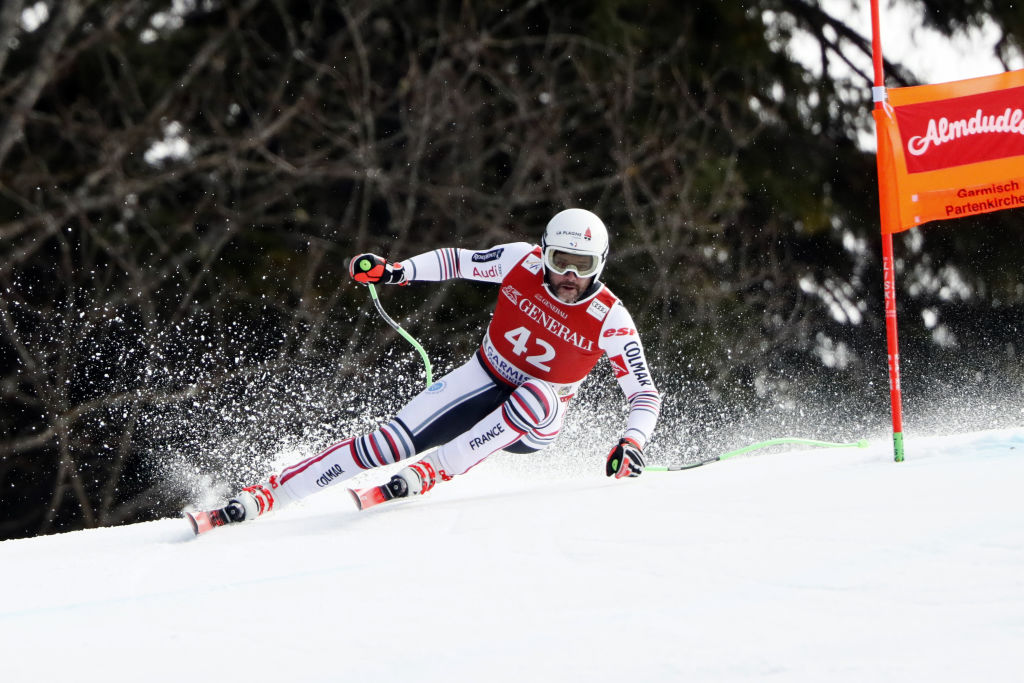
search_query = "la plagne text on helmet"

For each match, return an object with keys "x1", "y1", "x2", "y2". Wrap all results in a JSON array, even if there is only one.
[{"x1": 907, "y1": 107, "x2": 1024, "y2": 156}]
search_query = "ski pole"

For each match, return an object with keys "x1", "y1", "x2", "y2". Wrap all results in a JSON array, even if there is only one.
[
  {"x1": 363, "y1": 281, "x2": 434, "y2": 388},
  {"x1": 645, "y1": 437, "x2": 870, "y2": 472}
]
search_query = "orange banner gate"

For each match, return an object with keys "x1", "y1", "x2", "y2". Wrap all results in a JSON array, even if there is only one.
[
  {"x1": 871, "y1": 0, "x2": 1024, "y2": 460},
  {"x1": 876, "y1": 70, "x2": 1024, "y2": 233}
]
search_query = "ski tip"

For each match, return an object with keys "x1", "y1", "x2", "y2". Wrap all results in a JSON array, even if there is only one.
[
  {"x1": 183, "y1": 511, "x2": 201, "y2": 536},
  {"x1": 349, "y1": 485, "x2": 392, "y2": 510},
  {"x1": 183, "y1": 509, "x2": 225, "y2": 535}
]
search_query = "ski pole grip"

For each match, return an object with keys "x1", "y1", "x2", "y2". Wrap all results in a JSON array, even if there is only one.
[{"x1": 350, "y1": 253, "x2": 389, "y2": 284}]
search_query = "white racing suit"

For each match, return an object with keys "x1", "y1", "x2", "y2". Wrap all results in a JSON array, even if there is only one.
[{"x1": 266, "y1": 242, "x2": 661, "y2": 505}]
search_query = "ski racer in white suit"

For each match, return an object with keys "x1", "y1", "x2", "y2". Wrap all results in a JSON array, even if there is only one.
[{"x1": 224, "y1": 209, "x2": 661, "y2": 523}]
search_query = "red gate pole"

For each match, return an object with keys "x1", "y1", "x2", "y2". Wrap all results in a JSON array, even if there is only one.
[{"x1": 871, "y1": 0, "x2": 906, "y2": 461}]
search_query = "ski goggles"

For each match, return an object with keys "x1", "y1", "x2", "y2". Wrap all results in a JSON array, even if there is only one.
[{"x1": 543, "y1": 248, "x2": 601, "y2": 278}]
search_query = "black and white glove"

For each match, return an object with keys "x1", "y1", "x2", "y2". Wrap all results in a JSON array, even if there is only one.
[
  {"x1": 349, "y1": 253, "x2": 408, "y2": 285},
  {"x1": 605, "y1": 438, "x2": 645, "y2": 479}
]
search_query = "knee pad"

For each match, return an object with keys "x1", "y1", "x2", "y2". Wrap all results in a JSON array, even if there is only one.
[{"x1": 503, "y1": 380, "x2": 559, "y2": 446}]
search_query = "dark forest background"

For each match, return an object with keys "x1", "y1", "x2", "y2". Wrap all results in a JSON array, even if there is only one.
[{"x1": 2, "y1": 0, "x2": 1023, "y2": 540}]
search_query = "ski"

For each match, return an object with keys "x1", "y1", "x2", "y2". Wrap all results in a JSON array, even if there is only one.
[
  {"x1": 348, "y1": 484, "x2": 395, "y2": 511},
  {"x1": 183, "y1": 508, "x2": 231, "y2": 536}
]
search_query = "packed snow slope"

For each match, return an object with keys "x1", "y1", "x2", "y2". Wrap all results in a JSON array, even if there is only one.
[{"x1": 2, "y1": 428, "x2": 1023, "y2": 683}]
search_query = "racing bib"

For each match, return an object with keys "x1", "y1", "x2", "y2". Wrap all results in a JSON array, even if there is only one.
[{"x1": 480, "y1": 247, "x2": 617, "y2": 385}]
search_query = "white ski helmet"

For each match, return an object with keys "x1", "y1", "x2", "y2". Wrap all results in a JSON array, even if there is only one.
[{"x1": 540, "y1": 208, "x2": 610, "y2": 280}]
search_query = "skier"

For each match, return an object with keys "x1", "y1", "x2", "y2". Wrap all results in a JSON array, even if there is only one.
[{"x1": 188, "y1": 208, "x2": 661, "y2": 531}]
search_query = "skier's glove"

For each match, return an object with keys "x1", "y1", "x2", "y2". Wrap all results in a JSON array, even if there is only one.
[
  {"x1": 605, "y1": 437, "x2": 645, "y2": 479},
  {"x1": 349, "y1": 253, "x2": 408, "y2": 285}
]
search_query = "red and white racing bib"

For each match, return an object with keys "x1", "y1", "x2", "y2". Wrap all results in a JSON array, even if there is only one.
[{"x1": 480, "y1": 247, "x2": 617, "y2": 388}]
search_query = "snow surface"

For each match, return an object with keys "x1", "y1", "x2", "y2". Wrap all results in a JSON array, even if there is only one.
[{"x1": 2, "y1": 429, "x2": 1023, "y2": 682}]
